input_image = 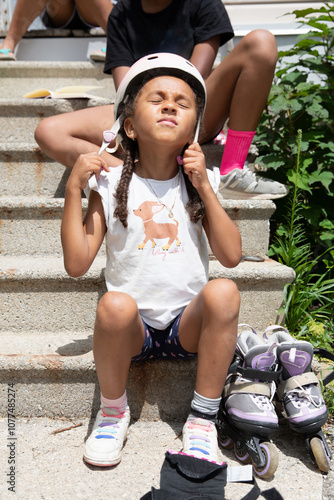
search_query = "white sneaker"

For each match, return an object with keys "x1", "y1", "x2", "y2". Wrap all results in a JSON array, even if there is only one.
[
  {"x1": 220, "y1": 165, "x2": 288, "y2": 200},
  {"x1": 182, "y1": 418, "x2": 219, "y2": 462},
  {"x1": 83, "y1": 406, "x2": 130, "y2": 466}
]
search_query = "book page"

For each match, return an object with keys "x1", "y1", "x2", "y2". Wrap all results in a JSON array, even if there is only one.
[{"x1": 23, "y1": 85, "x2": 100, "y2": 99}]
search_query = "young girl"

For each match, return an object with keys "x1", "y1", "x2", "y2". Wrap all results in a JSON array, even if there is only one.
[{"x1": 61, "y1": 53, "x2": 242, "y2": 467}]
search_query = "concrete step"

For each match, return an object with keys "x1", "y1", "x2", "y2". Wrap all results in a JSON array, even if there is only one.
[
  {"x1": 0, "y1": 248, "x2": 296, "y2": 420},
  {"x1": 0, "y1": 144, "x2": 69, "y2": 197},
  {"x1": 0, "y1": 98, "x2": 112, "y2": 143},
  {"x1": 0, "y1": 330, "x2": 195, "y2": 420},
  {"x1": 0, "y1": 196, "x2": 275, "y2": 257},
  {"x1": 0, "y1": 142, "x2": 257, "y2": 195},
  {"x1": 0, "y1": 61, "x2": 116, "y2": 100},
  {"x1": 0, "y1": 243, "x2": 294, "y2": 420},
  {"x1": 0, "y1": 255, "x2": 295, "y2": 335}
]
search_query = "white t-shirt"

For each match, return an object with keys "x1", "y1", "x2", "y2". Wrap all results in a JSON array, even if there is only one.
[{"x1": 95, "y1": 166, "x2": 220, "y2": 329}]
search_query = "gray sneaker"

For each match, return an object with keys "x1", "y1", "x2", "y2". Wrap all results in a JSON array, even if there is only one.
[{"x1": 219, "y1": 165, "x2": 288, "y2": 200}]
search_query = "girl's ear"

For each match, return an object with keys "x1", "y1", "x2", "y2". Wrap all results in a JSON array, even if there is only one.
[{"x1": 123, "y1": 117, "x2": 137, "y2": 141}]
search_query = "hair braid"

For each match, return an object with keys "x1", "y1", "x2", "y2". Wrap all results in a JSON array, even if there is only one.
[
  {"x1": 181, "y1": 166, "x2": 205, "y2": 223},
  {"x1": 113, "y1": 137, "x2": 137, "y2": 228}
]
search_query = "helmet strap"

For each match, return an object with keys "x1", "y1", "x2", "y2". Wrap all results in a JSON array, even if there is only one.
[{"x1": 98, "y1": 114, "x2": 123, "y2": 155}]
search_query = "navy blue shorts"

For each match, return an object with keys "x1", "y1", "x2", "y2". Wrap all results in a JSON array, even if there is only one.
[
  {"x1": 41, "y1": 8, "x2": 95, "y2": 31},
  {"x1": 131, "y1": 312, "x2": 197, "y2": 362}
]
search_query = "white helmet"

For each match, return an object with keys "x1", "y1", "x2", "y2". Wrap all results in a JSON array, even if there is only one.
[{"x1": 99, "y1": 52, "x2": 207, "y2": 155}]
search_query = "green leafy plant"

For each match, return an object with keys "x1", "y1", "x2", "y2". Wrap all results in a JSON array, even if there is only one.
[
  {"x1": 255, "y1": 2, "x2": 334, "y2": 256},
  {"x1": 271, "y1": 131, "x2": 334, "y2": 348},
  {"x1": 323, "y1": 380, "x2": 334, "y2": 417}
]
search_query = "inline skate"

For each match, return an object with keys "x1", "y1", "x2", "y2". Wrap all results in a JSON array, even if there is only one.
[
  {"x1": 264, "y1": 325, "x2": 333, "y2": 473},
  {"x1": 216, "y1": 325, "x2": 280, "y2": 479}
]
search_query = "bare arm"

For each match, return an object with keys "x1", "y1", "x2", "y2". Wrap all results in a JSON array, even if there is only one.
[
  {"x1": 190, "y1": 36, "x2": 220, "y2": 80},
  {"x1": 183, "y1": 143, "x2": 242, "y2": 268},
  {"x1": 61, "y1": 153, "x2": 110, "y2": 277},
  {"x1": 112, "y1": 66, "x2": 131, "y2": 90}
]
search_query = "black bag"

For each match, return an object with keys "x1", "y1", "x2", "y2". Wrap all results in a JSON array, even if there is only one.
[{"x1": 141, "y1": 451, "x2": 227, "y2": 499}]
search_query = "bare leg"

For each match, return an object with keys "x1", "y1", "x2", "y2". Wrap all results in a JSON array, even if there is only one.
[
  {"x1": 1, "y1": 0, "x2": 112, "y2": 55},
  {"x1": 201, "y1": 30, "x2": 278, "y2": 141},
  {"x1": 75, "y1": 0, "x2": 113, "y2": 33},
  {"x1": 179, "y1": 279, "x2": 240, "y2": 399},
  {"x1": 44, "y1": 0, "x2": 75, "y2": 27},
  {"x1": 83, "y1": 291, "x2": 144, "y2": 467},
  {"x1": 34, "y1": 105, "x2": 122, "y2": 168},
  {"x1": 179, "y1": 279, "x2": 239, "y2": 461},
  {"x1": 93, "y1": 291, "x2": 146, "y2": 399},
  {"x1": 1, "y1": 0, "x2": 50, "y2": 54}
]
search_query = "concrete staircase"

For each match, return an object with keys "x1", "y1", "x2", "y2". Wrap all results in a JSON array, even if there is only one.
[{"x1": 0, "y1": 60, "x2": 295, "y2": 422}]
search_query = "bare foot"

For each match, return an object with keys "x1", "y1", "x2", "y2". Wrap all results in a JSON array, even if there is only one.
[{"x1": 0, "y1": 48, "x2": 16, "y2": 60}]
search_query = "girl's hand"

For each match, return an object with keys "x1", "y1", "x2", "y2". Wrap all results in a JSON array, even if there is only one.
[
  {"x1": 67, "y1": 152, "x2": 109, "y2": 191},
  {"x1": 182, "y1": 143, "x2": 210, "y2": 192}
]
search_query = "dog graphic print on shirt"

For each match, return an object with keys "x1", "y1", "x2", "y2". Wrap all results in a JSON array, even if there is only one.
[{"x1": 133, "y1": 201, "x2": 181, "y2": 251}]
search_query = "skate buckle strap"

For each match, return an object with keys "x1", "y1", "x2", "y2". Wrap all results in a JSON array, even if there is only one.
[
  {"x1": 278, "y1": 372, "x2": 319, "y2": 398},
  {"x1": 233, "y1": 365, "x2": 281, "y2": 383},
  {"x1": 223, "y1": 380, "x2": 273, "y2": 400}
]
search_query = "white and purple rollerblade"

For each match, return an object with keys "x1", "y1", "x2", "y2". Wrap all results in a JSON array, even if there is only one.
[
  {"x1": 265, "y1": 325, "x2": 333, "y2": 472},
  {"x1": 216, "y1": 325, "x2": 280, "y2": 479}
]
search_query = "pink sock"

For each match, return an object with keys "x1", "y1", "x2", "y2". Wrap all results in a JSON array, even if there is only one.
[
  {"x1": 101, "y1": 391, "x2": 128, "y2": 412},
  {"x1": 220, "y1": 128, "x2": 256, "y2": 175}
]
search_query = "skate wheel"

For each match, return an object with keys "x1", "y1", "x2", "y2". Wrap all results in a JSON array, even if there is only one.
[
  {"x1": 310, "y1": 437, "x2": 331, "y2": 472},
  {"x1": 234, "y1": 443, "x2": 252, "y2": 464},
  {"x1": 219, "y1": 436, "x2": 234, "y2": 450},
  {"x1": 253, "y1": 442, "x2": 278, "y2": 479}
]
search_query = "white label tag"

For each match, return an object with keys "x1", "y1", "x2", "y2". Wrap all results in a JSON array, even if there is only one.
[{"x1": 227, "y1": 465, "x2": 253, "y2": 483}]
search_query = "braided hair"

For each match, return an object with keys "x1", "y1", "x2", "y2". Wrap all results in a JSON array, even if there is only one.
[{"x1": 113, "y1": 84, "x2": 206, "y2": 228}]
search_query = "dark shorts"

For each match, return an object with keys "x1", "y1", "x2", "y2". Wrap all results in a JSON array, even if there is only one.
[
  {"x1": 41, "y1": 7, "x2": 95, "y2": 31},
  {"x1": 131, "y1": 312, "x2": 197, "y2": 362}
]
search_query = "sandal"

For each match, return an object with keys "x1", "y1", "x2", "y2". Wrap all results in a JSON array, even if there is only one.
[
  {"x1": 89, "y1": 47, "x2": 106, "y2": 62},
  {"x1": 0, "y1": 48, "x2": 16, "y2": 61}
]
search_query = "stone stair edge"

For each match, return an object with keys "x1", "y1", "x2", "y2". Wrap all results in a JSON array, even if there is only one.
[
  {"x1": 0, "y1": 97, "x2": 112, "y2": 111},
  {"x1": 0, "y1": 142, "x2": 48, "y2": 154},
  {"x1": 0, "y1": 195, "x2": 276, "y2": 213},
  {"x1": 0, "y1": 351, "x2": 95, "y2": 372},
  {"x1": 0, "y1": 26, "x2": 106, "y2": 38},
  {"x1": 0, "y1": 255, "x2": 295, "y2": 282},
  {"x1": 0, "y1": 60, "x2": 109, "y2": 77},
  {"x1": 0, "y1": 345, "x2": 193, "y2": 374}
]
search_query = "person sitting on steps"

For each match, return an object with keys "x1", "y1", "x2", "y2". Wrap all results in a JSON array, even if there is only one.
[
  {"x1": 35, "y1": 0, "x2": 288, "y2": 200},
  {"x1": 61, "y1": 52, "x2": 242, "y2": 466},
  {"x1": 0, "y1": 0, "x2": 114, "y2": 61}
]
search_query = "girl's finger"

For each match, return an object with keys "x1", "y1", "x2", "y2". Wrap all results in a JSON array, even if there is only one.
[{"x1": 186, "y1": 142, "x2": 202, "y2": 152}]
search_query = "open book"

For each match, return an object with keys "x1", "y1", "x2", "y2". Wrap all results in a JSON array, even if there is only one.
[{"x1": 23, "y1": 85, "x2": 101, "y2": 99}]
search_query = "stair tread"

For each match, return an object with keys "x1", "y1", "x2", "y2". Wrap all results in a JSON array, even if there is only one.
[
  {"x1": 0, "y1": 330, "x2": 93, "y2": 355},
  {"x1": 0, "y1": 96, "x2": 112, "y2": 108},
  {"x1": 0, "y1": 254, "x2": 295, "y2": 280},
  {"x1": 0, "y1": 194, "x2": 275, "y2": 210},
  {"x1": 0, "y1": 60, "x2": 109, "y2": 75}
]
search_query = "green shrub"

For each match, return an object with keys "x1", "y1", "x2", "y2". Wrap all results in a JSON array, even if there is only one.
[
  {"x1": 254, "y1": 3, "x2": 334, "y2": 352},
  {"x1": 255, "y1": 2, "x2": 334, "y2": 256},
  {"x1": 270, "y1": 131, "x2": 334, "y2": 346}
]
